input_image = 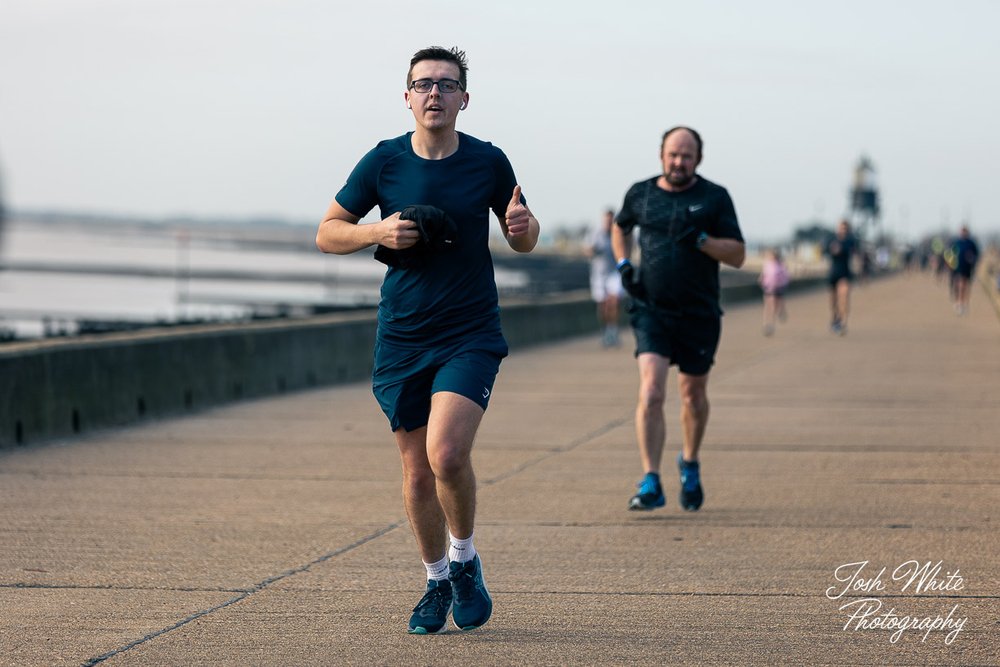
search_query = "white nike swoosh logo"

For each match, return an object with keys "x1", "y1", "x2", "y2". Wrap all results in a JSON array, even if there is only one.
[
  {"x1": 482, "y1": 387, "x2": 490, "y2": 399},
  {"x1": 688, "y1": 204, "x2": 704, "y2": 212}
]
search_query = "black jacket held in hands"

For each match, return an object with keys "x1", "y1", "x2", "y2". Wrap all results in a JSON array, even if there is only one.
[{"x1": 373, "y1": 204, "x2": 459, "y2": 269}]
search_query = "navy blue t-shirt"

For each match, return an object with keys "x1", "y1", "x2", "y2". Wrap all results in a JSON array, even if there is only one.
[
  {"x1": 335, "y1": 132, "x2": 520, "y2": 346},
  {"x1": 827, "y1": 234, "x2": 857, "y2": 279},
  {"x1": 952, "y1": 237, "x2": 979, "y2": 272}
]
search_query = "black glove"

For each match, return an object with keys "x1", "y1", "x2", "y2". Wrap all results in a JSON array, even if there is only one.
[{"x1": 617, "y1": 259, "x2": 647, "y2": 301}]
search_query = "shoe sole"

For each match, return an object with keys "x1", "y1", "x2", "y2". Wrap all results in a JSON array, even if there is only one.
[
  {"x1": 628, "y1": 497, "x2": 665, "y2": 511},
  {"x1": 408, "y1": 617, "x2": 452, "y2": 635},
  {"x1": 408, "y1": 609, "x2": 451, "y2": 635},
  {"x1": 457, "y1": 621, "x2": 490, "y2": 631}
]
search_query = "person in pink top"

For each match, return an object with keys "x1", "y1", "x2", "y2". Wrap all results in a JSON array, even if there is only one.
[{"x1": 758, "y1": 248, "x2": 790, "y2": 336}]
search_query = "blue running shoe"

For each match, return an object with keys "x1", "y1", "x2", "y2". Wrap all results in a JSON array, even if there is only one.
[
  {"x1": 628, "y1": 473, "x2": 665, "y2": 510},
  {"x1": 408, "y1": 579, "x2": 452, "y2": 634},
  {"x1": 449, "y1": 555, "x2": 492, "y2": 631},
  {"x1": 677, "y1": 455, "x2": 704, "y2": 511}
]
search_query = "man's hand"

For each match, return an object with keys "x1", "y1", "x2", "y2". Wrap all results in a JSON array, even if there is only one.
[
  {"x1": 377, "y1": 212, "x2": 420, "y2": 249},
  {"x1": 505, "y1": 185, "x2": 530, "y2": 237},
  {"x1": 678, "y1": 226, "x2": 708, "y2": 249},
  {"x1": 617, "y1": 258, "x2": 646, "y2": 300}
]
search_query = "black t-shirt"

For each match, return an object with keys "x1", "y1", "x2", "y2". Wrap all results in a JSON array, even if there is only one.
[
  {"x1": 616, "y1": 176, "x2": 743, "y2": 317},
  {"x1": 826, "y1": 235, "x2": 856, "y2": 278}
]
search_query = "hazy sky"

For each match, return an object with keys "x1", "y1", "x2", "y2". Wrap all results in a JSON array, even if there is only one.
[{"x1": 1, "y1": 0, "x2": 998, "y2": 242}]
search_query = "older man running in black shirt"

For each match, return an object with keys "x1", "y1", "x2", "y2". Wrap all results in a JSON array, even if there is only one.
[{"x1": 612, "y1": 126, "x2": 745, "y2": 512}]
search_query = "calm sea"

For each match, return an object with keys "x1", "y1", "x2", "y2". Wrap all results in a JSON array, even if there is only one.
[{"x1": 0, "y1": 218, "x2": 528, "y2": 340}]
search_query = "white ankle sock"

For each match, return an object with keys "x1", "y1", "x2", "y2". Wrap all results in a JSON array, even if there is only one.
[
  {"x1": 448, "y1": 533, "x2": 477, "y2": 563},
  {"x1": 423, "y1": 556, "x2": 449, "y2": 581}
]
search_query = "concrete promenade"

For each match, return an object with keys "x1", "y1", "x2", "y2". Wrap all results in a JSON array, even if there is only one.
[{"x1": 2, "y1": 272, "x2": 998, "y2": 666}]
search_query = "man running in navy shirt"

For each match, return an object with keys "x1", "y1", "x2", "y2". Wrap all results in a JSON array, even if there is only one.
[
  {"x1": 316, "y1": 46, "x2": 540, "y2": 634},
  {"x1": 951, "y1": 225, "x2": 980, "y2": 315},
  {"x1": 826, "y1": 219, "x2": 858, "y2": 335}
]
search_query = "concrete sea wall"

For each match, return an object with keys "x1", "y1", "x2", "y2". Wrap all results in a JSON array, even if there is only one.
[{"x1": 1, "y1": 279, "x2": 828, "y2": 449}]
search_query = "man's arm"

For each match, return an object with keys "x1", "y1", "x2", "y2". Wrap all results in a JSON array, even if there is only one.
[
  {"x1": 611, "y1": 221, "x2": 632, "y2": 263},
  {"x1": 316, "y1": 199, "x2": 419, "y2": 255},
  {"x1": 699, "y1": 236, "x2": 746, "y2": 269},
  {"x1": 699, "y1": 190, "x2": 746, "y2": 269},
  {"x1": 496, "y1": 185, "x2": 539, "y2": 253}
]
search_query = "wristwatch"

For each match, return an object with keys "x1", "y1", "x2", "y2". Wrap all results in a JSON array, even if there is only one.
[{"x1": 696, "y1": 231, "x2": 709, "y2": 249}]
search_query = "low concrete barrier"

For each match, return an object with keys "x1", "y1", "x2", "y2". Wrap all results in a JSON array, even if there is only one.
[
  {"x1": 1, "y1": 278, "x2": 827, "y2": 449},
  {"x1": 1, "y1": 293, "x2": 604, "y2": 448},
  {"x1": 1, "y1": 312, "x2": 380, "y2": 448}
]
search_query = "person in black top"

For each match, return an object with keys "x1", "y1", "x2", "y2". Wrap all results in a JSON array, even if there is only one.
[
  {"x1": 826, "y1": 219, "x2": 857, "y2": 334},
  {"x1": 611, "y1": 126, "x2": 745, "y2": 512},
  {"x1": 950, "y1": 225, "x2": 980, "y2": 315}
]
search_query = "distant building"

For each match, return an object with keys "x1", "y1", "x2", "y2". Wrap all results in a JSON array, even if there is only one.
[{"x1": 847, "y1": 155, "x2": 881, "y2": 240}]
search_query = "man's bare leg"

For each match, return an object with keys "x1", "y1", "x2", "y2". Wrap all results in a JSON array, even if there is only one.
[
  {"x1": 628, "y1": 353, "x2": 670, "y2": 510},
  {"x1": 677, "y1": 371, "x2": 709, "y2": 510}
]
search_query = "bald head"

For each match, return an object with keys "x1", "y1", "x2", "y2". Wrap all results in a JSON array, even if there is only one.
[
  {"x1": 660, "y1": 126, "x2": 703, "y2": 159},
  {"x1": 659, "y1": 127, "x2": 702, "y2": 190}
]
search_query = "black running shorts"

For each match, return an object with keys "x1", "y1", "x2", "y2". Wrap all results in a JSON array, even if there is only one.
[{"x1": 629, "y1": 305, "x2": 721, "y2": 376}]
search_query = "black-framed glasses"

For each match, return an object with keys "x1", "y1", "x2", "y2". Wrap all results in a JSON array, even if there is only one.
[{"x1": 409, "y1": 78, "x2": 463, "y2": 94}]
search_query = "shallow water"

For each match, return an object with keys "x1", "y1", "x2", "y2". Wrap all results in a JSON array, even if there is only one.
[{"x1": 0, "y1": 218, "x2": 526, "y2": 339}]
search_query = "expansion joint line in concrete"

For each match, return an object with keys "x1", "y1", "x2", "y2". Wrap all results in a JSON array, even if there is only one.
[
  {"x1": 80, "y1": 520, "x2": 404, "y2": 667},
  {"x1": 78, "y1": 415, "x2": 633, "y2": 664},
  {"x1": 1, "y1": 582, "x2": 248, "y2": 593},
  {"x1": 481, "y1": 415, "x2": 631, "y2": 486}
]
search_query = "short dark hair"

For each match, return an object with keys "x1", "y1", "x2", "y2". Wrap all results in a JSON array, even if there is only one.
[
  {"x1": 408, "y1": 46, "x2": 468, "y2": 91},
  {"x1": 661, "y1": 126, "x2": 703, "y2": 158}
]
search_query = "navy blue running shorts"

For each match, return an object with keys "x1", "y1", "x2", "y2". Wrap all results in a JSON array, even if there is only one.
[
  {"x1": 372, "y1": 335, "x2": 508, "y2": 432},
  {"x1": 629, "y1": 305, "x2": 720, "y2": 376}
]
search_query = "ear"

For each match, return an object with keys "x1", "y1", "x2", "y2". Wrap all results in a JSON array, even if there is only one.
[
  {"x1": 404, "y1": 91, "x2": 411, "y2": 109},
  {"x1": 460, "y1": 92, "x2": 469, "y2": 110}
]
